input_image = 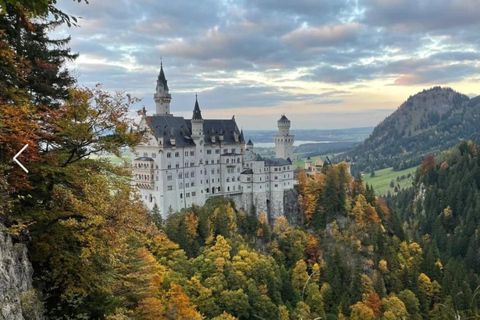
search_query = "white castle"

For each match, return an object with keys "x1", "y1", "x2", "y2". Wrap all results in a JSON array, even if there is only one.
[{"x1": 132, "y1": 63, "x2": 295, "y2": 220}]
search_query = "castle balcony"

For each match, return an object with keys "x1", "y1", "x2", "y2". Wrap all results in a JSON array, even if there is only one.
[{"x1": 132, "y1": 157, "x2": 155, "y2": 189}]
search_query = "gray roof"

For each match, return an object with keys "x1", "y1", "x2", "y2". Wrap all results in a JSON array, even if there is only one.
[
  {"x1": 265, "y1": 158, "x2": 292, "y2": 166},
  {"x1": 157, "y1": 64, "x2": 168, "y2": 91},
  {"x1": 186, "y1": 119, "x2": 244, "y2": 146},
  {"x1": 278, "y1": 114, "x2": 290, "y2": 122},
  {"x1": 221, "y1": 152, "x2": 242, "y2": 156},
  {"x1": 147, "y1": 115, "x2": 196, "y2": 147},
  {"x1": 247, "y1": 139, "x2": 254, "y2": 146},
  {"x1": 192, "y1": 96, "x2": 203, "y2": 120},
  {"x1": 241, "y1": 169, "x2": 253, "y2": 174},
  {"x1": 134, "y1": 157, "x2": 154, "y2": 161},
  {"x1": 146, "y1": 115, "x2": 244, "y2": 148}
]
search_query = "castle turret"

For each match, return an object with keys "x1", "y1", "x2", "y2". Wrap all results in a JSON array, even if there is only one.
[
  {"x1": 305, "y1": 156, "x2": 312, "y2": 171},
  {"x1": 153, "y1": 62, "x2": 172, "y2": 115},
  {"x1": 191, "y1": 95, "x2": 204, "y2": 137},
  {"x1": 274, "y1": 114, "x2": 295, "y2": 160}
]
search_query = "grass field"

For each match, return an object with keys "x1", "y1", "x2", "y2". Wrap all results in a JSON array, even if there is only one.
[
  {"x1": 363, "y1": 166, "x2": 418, "y2": 196},
  {"x1": 89, "y1": 149, "x2": 132, "y2": 165}
]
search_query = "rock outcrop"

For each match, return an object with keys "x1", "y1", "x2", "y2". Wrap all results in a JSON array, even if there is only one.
[{"x1": 0, "y1": 224, "x2": 43, "y2": 320}]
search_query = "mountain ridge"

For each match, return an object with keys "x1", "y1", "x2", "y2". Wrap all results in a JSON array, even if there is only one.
[{"x1": 340, "y1": 86, "x2": 480, "y2": 173}]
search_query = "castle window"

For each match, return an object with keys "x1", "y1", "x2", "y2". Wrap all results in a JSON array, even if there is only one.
[
  {"x1": 190, "y1": 151, "x2": 195, "y2": 156},
  {"x1": 191, "y1": 171, "x2": 195, "y2": 177},
  {"x1": 185, "y1": 151, "x2": 188, "y2": 156},
  {"x1": 275, "y1": 184, "x2": 278, "y2": 187},
  {"x1": 191, "y1": 182, "x2": 195, "y2": 187},
  {"x1": 192, "y1": 192, "x2": 196, "y2": 196},
  {"x1": 167, "y1": 152, "x2": 171, "y2": 158},
  {"x1": 167, "y1": 186, "x2": 173, "y2": 191},
  {"x1": 231, "y1": 148, "x2": 235, "y2": 153},
  {"x1": 185, "y1": 172, "x2": 189, "y2": 178},
  {"x1": 205, "y1": 160, "x2": 209, "y2": 164},
  {"x1": 215, "y1": 149, "x2": 220, "y2": 154},
  {"x1": 167, "y1": 164, "x2": 172, "y2": 169},
  {"x1": 149, "y1": 194, "x2": 153, "y2": 202},
  {"x1": 186, "y1": 183, "x2": 189, "y2": 188},
  {"x1": 186, "y1": 193, "x2": 190, "y2": 198},
  {"x1": 227, "y1": 187, "x2": 230, "y2": 191},
  {"x1": 217, "y1": 169, "x2": 220, "y2": 174},
  {"x1": 207, "y1": 150, "x2": 212, "y2": 154},
  {"x1": 180, "y1": 193, "x2": 183, "y2": 199},
  {"x1": 190, "y1": 162, "x2": 194, "y2": 167},
  {"x1": 175, "y1": 152, "x2": 179, "y2": 157},
  {"x1": 185, "y1": 162, "x2": 188, "y2": 167},
  {"x1": 167, "y1": 175, "x2": 172, "y2": 181},
  {"x1": 227, "y1": 178, "x2": 230, "y2": 182},
  {"x1": 223, "y1": 148, "x2": 227, "y2": 153},
  {"x1": 233, "y1": 186, "x2": 235, "y2": 191},
  {"x1": 226, "y1": 159, "x2": 230, "y2": 164},
  {"x1": 179, "y1": 173, "x2": 183, "y2": 178},
  {"x1": 206, "y1": 188, "x2": 210, "y2": 193},
  {"x1": 211, "y1": 169, "x2": 215, "y2": 174},
  {"x1": 176, "y1": 163, "x2": 180, "y2": 169}
]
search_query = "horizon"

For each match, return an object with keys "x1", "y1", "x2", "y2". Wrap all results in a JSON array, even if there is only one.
[{"x1": 54, "y1": 0, "x2": 480, "y2": 130}]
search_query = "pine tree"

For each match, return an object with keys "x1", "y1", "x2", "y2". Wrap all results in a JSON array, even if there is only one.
[{"x1": 150, "y1": 203, "x2": 163, "y2": 228}]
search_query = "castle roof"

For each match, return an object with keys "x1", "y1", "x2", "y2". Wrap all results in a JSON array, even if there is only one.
[
  {"x1": 241, "y1": 169, "x2": 253, "y2": 174},
  {"x1": 265, "y1": 158, "x2": 292, "y2": 166},
  {"x1": 147, "y1": 115, "x2": 195, "y2": 147},
  {"x1": 278, "y1": 114, "x2": 290, "y2": 122},
  {"x1": 247, "y1": 139, "x2": 254, "y2": 146},
  {"x1": 192, "y1": 96, "x2": 203, "y2": 120},
  {"x1": 134, "y1": 157, "x2": 154, "y2": 161},
  {"x1": 157, "y1": 63, "x2": 169, "y2": 91},
  {"x1": 315, "y1": 158, "x2": 324, "y2": 166}
]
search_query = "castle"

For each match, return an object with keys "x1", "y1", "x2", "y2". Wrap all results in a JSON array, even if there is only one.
[{"x1": 132, "y1": 63, "x2": 296, "y2": 220}]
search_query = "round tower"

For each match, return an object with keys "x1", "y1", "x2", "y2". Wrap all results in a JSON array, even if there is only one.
[
  {"x1": 274, "y1": 114, "x2": 295, "y2": 160},
  {"x1": 153, "y1": 62, "x2": 172, "y2": 116},
  {"x1": 305, "y1": 156, "x2": 312, "y2": 170}
]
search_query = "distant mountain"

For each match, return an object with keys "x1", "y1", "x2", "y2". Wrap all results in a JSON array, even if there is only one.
[{"x1": 341, "y1": 87, "x2": 480, "y2": 174}]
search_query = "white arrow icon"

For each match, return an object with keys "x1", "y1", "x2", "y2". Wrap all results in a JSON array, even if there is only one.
[{"x1": 13, "y1": 144, "x2": 29, "y2": 173}]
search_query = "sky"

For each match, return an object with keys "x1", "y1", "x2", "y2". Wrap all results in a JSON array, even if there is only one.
[{"x1": 55, "y1": 0, "x2": 480, "y2": 130}]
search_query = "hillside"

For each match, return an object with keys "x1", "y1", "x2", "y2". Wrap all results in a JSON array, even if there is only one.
[
  {"x1": 386, "y1": 141, "x2": 480, "y2": 313},
  {"x1": 342, "y1": 87, "x2": 480, "y2": 174}
]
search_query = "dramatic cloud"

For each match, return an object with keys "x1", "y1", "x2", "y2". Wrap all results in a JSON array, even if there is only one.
[{"x1": 55, "y1": 0, "x2": 480, "y2": 129}]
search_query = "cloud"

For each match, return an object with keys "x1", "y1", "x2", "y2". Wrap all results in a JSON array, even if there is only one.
[{"x1": 54, "y1": 0, "x2": 480, "y2": 129}]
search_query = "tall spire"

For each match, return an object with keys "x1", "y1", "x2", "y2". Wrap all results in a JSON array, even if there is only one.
[
  {"x1": 157, "y1": 59, "x2": 168, "y2": 91},
  {"x1": 192, "y1": 94, "x2": 203, "y2": 120}
]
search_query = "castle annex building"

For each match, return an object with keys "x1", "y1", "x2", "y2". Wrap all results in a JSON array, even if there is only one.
[{"x1": 132, "y1": 64, "x2": 296, "y2": 220}]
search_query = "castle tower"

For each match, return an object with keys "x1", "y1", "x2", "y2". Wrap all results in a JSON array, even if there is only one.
[
  {"x1": 305, "y1": 156, "x2": 312, "y2": 171},
  {"x1": 190, "y1": 95, "x2": 206, "y2": 206},
  {"x1": 153, "y1": 61, "x2": 172, "y2": 116},
  {"x1": 274, "y1": 114, "x2": 295, "y2": 160},
  {"x1": 191, "y1": 95, "x2": 204, "y2": 137}
]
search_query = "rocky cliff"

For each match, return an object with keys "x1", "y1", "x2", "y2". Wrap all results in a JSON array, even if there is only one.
[{"x1": 0, "y1": 224, "x2": 43, "y2": 320}]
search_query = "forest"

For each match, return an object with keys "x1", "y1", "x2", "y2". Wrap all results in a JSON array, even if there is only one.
[{"x1": 2, "y1": 1, "x2": 480, "y2": 319}]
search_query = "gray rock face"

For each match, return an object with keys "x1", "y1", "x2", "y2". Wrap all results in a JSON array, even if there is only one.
[
  {"x1": 283, "y1": 188, "x2": 299, "y2": 225},
  {"x1": 0, "y1": 224, "x2": 43, "y2": 320}
]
